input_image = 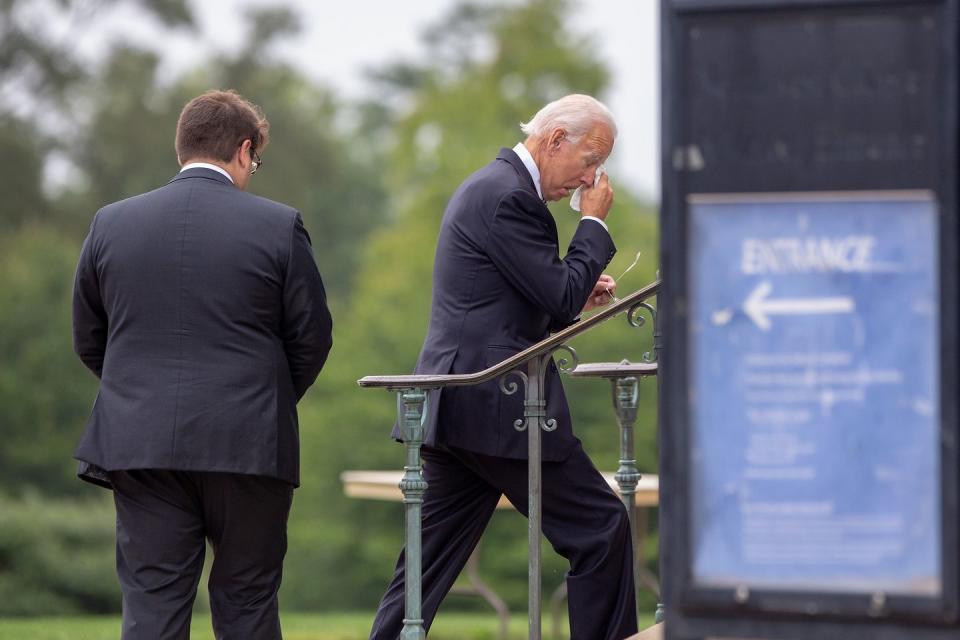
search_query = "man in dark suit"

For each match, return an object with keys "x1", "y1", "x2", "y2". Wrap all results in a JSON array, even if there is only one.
[
  {"x1": 370, "y1": 94, "x2": 636, "y2": 640},
  {"x1": 72, "y1": 89, "x2": 333, "y2": 640}
]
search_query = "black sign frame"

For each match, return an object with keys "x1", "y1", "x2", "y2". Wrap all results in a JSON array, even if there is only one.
[{"x1": 658, "y1": 0, "x2": 960, "y2": 638}]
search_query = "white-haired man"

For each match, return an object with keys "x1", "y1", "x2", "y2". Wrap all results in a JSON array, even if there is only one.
[{"x1": 370, "y1": 94, "x2": 636, "y2": 640}]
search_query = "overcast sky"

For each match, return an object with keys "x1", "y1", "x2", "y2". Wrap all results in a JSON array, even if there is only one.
[{"x1": 71, "y1": 0, "x2": 660, "y2": 199}]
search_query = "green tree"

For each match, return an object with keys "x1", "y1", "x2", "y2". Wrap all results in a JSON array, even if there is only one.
[
  {"x1": 0, "y1": 0, "x2": 193, "y2": 121},
  {"x1": 0, "y1": 115, "x2": 48, "y2": 227},
  {"x1": 0, "y1": 492, "x2": 117, "y2": 615},
  {"x1": 0, "y1": 0, "x2": 195, "y2": 229},
  {"x1": 0, "y1": 225, "x2": 99, "y2": 496},
  {"x1": 62, "y1": 7, "x2": 387, "y2": 298}
]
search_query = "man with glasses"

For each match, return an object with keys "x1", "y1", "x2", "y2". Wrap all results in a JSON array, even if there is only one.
[{"x1": 72, "y1": 89, "x2": 332, "y2": 640}]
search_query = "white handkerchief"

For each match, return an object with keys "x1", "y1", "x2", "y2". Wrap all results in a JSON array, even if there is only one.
[{"x1": 570, "y1": 165, "x2": 606, "y2": 213}]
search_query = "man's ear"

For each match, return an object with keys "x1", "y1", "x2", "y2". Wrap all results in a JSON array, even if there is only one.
[
  {"x1": 237, "y1": 138, "x2": 252, "y2": 167},
  {"x1": 547, "y1": 128, "x2": 566, "y2": 155}
]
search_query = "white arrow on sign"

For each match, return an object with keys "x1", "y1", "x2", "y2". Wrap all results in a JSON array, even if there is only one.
[{"x1": 744, "y1": 281, "x2": 855, "y2": 331}]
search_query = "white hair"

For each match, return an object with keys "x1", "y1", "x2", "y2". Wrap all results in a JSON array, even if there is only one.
[{"x1": 519, "y1": 94, "x2": 617, "y2": 142}]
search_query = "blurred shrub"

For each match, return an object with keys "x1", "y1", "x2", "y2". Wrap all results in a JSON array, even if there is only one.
[{"x1": 0, "y1": 491, "x2": 118, "y2": 615}]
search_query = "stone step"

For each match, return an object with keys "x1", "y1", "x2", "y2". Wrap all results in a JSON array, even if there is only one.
[{"x1": 626, "y1": 622, "x2": 663, "y2": 640}]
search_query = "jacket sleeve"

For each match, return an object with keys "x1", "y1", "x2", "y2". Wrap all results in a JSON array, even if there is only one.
[
  {"x1": 72, "y1": 215, "x2": 108, "y2": 378},
  {"x1": 281, "y1": 213, "x2": 334, "y2": 401},
  {"x1": 484, "y1": 189, "x2": 616, "y2": 327}
]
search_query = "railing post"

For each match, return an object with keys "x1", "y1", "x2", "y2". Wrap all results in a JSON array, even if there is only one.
[
  {"x1": 358, "y1": 283, "x2": 662, "y2": 640},
  {"x1": 653, "y1": 290, "x2": 664, "y2": 627},
  {"x1": 397, "y1": 388, "x2": 428, "y2": 640},
  {"x1": 568, "y1": 356, "x2": 660, "y2": 625},
  {"x1": 613, "y1": 375, "x2": 642, "y2": 621},
  {"x1": 526, "y1": 356, "x2": 545, "y2": 640}
]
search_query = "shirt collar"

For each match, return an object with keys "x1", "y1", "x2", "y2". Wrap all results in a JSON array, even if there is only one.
[
  {"x1": 512, "y1": 142, "x2": 543, "y2": 201},
  {"x1": 180, "y1": 162, "x2": 234, "y2": 184}
]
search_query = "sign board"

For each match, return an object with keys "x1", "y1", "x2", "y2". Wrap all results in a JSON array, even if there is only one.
[
  {"x1": 659, "y1": 1, "x2": 960, "y2": 638},
  {"x1": 689, "y1": 191, "x2": 939, "y2": 596}
]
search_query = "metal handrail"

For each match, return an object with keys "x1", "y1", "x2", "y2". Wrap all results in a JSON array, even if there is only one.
[
  {"x1": 357, "y1": 278, "x2": 661, "y2": 390},
  {"x1": 569, "y1": 360, "x2": 658, "y2": 378},
  {"x1": 358, "y1": 277, "x2": 661, "y2": 640}
]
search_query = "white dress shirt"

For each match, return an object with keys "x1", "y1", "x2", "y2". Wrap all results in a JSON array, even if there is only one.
[
  {"x1": 511, "y1": 143, "x2": 608, "y2": 232},
  {"x1": 180, "y1": 162, "x2": 234, "y2": 184}
]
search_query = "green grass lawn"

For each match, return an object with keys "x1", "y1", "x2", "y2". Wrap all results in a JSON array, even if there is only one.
[{"x1": 0, "y1": 611, "x2": 655, "y2": 639}]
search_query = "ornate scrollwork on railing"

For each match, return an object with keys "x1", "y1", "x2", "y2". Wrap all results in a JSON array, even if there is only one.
[
  {"x1": 627, "y1": 301, "x2": 654, "y2": 329},
  {"x1": 541, "y1": 344, "x2": 579, "y2": 379},
  {"x1": 628, "y1": 301, "x2": 659, "y2": 363},
  {"x1": 534, "y1": 345, "x2": 579, "y2": 431},
  {"x1": 355, "y1": 280, "x2": 661, "y2": 640},
  {"x1": 499, "y1": 369, "x2": 528, "y2": 396},
  {"x1": 499, "y1": 369, "x2": 530, "y2": 431}
]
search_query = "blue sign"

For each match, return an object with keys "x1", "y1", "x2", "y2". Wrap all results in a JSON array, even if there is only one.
[{"x1": 688, "y1": 191, "x2": 941, "y2": 596}]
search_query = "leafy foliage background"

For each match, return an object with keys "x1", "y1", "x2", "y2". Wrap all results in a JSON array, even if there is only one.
[{"x1": 0, "y1": 0, "x2": 659, "y2": 615}]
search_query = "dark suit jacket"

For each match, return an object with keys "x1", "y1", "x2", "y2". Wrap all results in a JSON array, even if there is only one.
[
  {"x1": 393, "y1": 148, "x2": 616, "y2": 461},
  {"x1": 72, "y1": 167, "x2": 333, "y2": 488}
]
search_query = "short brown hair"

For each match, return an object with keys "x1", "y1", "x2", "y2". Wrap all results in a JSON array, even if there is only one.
[{"x1": 175, "y1": 90, "x2": 269, "y2": 164}]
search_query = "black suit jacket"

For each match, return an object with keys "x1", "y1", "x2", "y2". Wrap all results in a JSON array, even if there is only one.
[
  {"x1": 393, "y1": 148, "x2": 616, "y2": 461},
  {"x1": 72, "y1": 167, "x2": 333, "y2": 487}
]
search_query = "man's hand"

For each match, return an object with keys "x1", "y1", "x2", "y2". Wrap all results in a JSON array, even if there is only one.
[
  {"x1": 579, "y1": 173, "x2": 614, "y2": 221},
  {"x1": 582, "y1": 274, "x2": 616, "y2": 313}
]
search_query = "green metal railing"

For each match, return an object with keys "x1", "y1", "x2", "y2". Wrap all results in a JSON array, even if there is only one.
[{"x1": 358, "y1": 279, "x2": 661, "y2": 640}]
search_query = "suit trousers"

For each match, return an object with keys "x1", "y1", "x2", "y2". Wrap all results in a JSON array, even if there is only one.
[
  {"x1": 108, "y1": 470, "x2": 294, "y2": 640},
  {"x1": 369, "y1": 443, "x2": 637, "y2": 640}
]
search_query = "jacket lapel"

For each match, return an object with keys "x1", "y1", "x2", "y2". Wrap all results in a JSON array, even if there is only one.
[
  {"x1": 495, "y1": 147, "x2": 557, "y2": 239},
  {"x1": 496, "y1": 148, "x2": 540, "y2": 198}
]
